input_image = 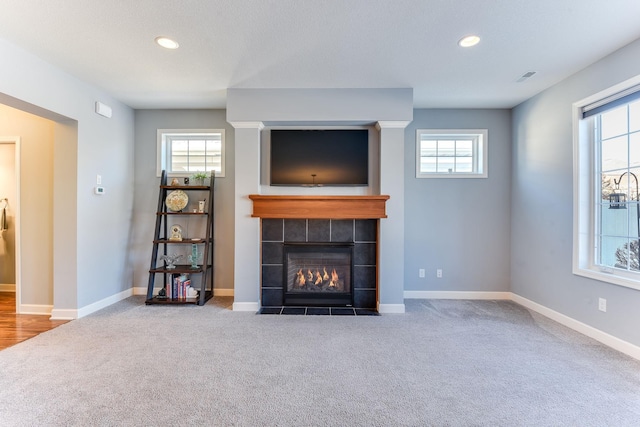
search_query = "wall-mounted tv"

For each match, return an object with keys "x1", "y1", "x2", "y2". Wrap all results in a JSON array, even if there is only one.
[{"x1": 270, "y1": 129, "x2": 369, "y2": 186}]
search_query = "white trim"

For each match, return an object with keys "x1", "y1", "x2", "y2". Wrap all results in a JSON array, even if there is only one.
[
  {"x1": 415, "y1": 129, "x2": 488, "y2": 179},
  {"x1": 77, "y1": 289, "x2": 134, "y2": 318},
  {"x1": 233, "y1": 302, "x2": 260, "y2": 312},
  {"x1": 228, "y1": 121, "x2": 265, "y2": 130},
  {"x1": 375, "y1": 121, "x2": 411, "y2": 129},
  {"x1": 404, "y1": 291, "x2": 639, "y2": 361},
  {"x1": 156, "y1": 128, "x2": 226, "y2": 178},
  {"x1": 19, "y1": 304, "x2": 53, "y2": 315},
  {"x1": 377, "y1": 303, "x2": 405, "y2": 314},
  {"x1": 42, "y1": 285, "x2": 640, "y2": 361},
  {"x1": 50, "y1": 309, "x2": 77, "y2": 320},
  {"x1": 572, "y1": 74, "x2": 640, "y2": 291},
  {"x1": 404, "y1": 290, "x2": 511, "y2": 300},
  {"x1": 51, "y1": 288, "x2": 134, "y2": 320},
  {"x1": 511, "y1": 293, "x2": 640, "y2": 361},
  {"x1": 0, "y1": 284, "x2": 16, "y2": 292}
]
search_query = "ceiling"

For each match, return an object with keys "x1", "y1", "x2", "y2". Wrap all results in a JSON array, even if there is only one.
[{"x1": 1, "y1": 0, "x2": 639, "y2": 110}]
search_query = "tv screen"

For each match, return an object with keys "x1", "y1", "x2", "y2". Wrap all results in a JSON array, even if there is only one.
[{"x1": 270, "y1": 129, "x2": 369, "y2": 186}]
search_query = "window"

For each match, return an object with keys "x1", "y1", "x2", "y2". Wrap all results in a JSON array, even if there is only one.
[
  {"x1": 157, "y1": 129, "x2": 225, "y2": 177},
  {"x1": 574, "y1": 78, "x2": 640, "y2": 290},
  {"x1": 416, "y1": 129, "x2": 488, "y2": 178}
]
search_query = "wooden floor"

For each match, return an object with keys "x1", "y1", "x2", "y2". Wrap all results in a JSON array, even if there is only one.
[{"x1": 0, "y1": 292, "x2": 69, "y2": 351}]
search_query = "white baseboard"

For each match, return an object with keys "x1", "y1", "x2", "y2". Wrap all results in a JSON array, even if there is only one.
[
  {"x1": 233, "y1": 302, "x2": 260, "y2": 312},
  {"x1": 45, "y1": 285, "x2": 640, "y2": 361},
  {"x1": 0, "y1": 283, "x2": 16, "y2": 292},
  {"x1": 404, "y1": 291, "x2": 511, "y2": 300},
  {"x1": 19, "y1": 304, "x2": 53, "y2": 315},
  {"x1": 378, "y1": 303, "x2": 405, "y2": 313},
  {"x1": 50, "y1": 308, "x2": 78, "y2": 320},
  {"x1": 511, "y1": 293, "x2": 640, "y2": 361},
  {"x1": 404, "y1": 290, "x2": 639, "y2": 361},
  {"x1": 51, "y1": 288, "x2": 134, "y2": 320}
]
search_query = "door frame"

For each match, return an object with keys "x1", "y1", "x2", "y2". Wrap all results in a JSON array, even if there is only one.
[{"x1": 0, "y1": 136, "x2": 21, "y2": 313}]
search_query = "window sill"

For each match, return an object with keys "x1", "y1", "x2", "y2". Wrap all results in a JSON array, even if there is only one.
[
  {"x1": 573, "y1": 266, "x2": 640, "y2": 291},
  {"x1": 416, "y1": 173, "x2": 488, "y2": 179}
]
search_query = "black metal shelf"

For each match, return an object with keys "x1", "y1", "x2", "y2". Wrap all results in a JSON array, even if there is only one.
[{"x1": 146, "y1": 170, "x2": 215, "y2": 306}]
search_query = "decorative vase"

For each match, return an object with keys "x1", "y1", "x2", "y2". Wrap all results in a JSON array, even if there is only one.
[{"x1": 160, "y1": 254, "x2": 183, "y2": 269}]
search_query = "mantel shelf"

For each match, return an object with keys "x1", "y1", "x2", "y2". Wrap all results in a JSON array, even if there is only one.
[{"x1": 248, "y1": 195, "x2": 390, "y2": 219}]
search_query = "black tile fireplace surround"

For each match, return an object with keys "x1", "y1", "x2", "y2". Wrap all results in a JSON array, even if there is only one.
[{"x1": 261, "y1": 218, "x2": 377, "y2": 309}]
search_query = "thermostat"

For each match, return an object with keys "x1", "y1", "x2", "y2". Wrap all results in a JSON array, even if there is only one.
[{"x1": 94, "y1": 186, "x2": 105, "y2": 195}]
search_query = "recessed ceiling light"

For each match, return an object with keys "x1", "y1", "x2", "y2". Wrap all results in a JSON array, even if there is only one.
[
  {"x1": 155, "y1": 36, "x2": 179, "y2": 49},
  {"x1": 458, "y1": 35, "x2": 480, "y2": 48}
]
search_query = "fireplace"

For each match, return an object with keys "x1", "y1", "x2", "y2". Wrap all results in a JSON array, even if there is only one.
[
  {"x1": 252, "y1": 195, "x2": 388, "y2": 310},
  {"x1": 260, "y1": 218, "x2": 378, "y2": 309},
  {"x1": 283, "y1": 243, "x2": 353, "y2": 306}
]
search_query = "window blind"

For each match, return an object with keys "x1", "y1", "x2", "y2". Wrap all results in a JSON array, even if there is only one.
[{"x1": 582, "y1": 84, "x2": 640, "y2": 118}]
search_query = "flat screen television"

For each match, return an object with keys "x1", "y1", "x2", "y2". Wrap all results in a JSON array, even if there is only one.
[{"x1": 270, "y1": 129, "x2": 368, "y2": 186}]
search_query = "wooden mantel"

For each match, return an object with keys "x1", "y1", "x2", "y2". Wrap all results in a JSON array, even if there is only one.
[{"x1": 249, "y1": 195, "x2": 390, "y2": 219}]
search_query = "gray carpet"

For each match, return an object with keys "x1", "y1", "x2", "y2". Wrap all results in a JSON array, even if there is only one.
[{"x1": 0, "y1": 297, "x2": 639, "y2": 426}]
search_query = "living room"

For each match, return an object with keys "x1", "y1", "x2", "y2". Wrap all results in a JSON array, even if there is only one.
[
  {"x1": 0, "y1": 0, "x2": 639, "y2": 352},
  {"x1": 1, "y1": 2, "x2": 640, "y2": 424}
]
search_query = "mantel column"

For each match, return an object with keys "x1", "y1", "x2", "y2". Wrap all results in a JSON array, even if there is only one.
[
  {"x1": 230, "y1": 121, "x2": 264, "y2": 311},
  {"x1": 377, "y1": 121, "x2": 410, "y2": 313}
]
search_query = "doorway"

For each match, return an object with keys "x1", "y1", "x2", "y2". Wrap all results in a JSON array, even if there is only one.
[{"x1": 0, "y1": 137, "x2": 19, "y2": 313}]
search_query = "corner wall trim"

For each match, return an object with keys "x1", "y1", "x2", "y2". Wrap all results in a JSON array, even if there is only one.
[
  {"x1": 19, "y1": 304, "x2": 53, "y2": 315},
  {"x1": 233, "y1": 302, "x2": 260, "y2": 312},
  {"x1": 378, "y1": 303, "x2": 405, "y2": 314},
  {"x1": 511, "y1": 293, "x2": 640, "y2": 361},
  {"x1": 52, "y1": 288, "x2": 134, "y2": 320},
  {"x1": 50, "y1": 309, "x2": 77, "y2": 320}
]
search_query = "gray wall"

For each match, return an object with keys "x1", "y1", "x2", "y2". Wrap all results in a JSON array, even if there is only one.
[
  {"x1": 512, "y1": 38, "x2": 640, "y2": 346},
  {"x1": 133, "y1": 110, "x2": 235, "y2": 291},
  {"x1": 0, "y1": 37, "x2": 135, "y2": 316},
  {"x1": 404, "y1": 109, "x2": 512, "y2": 292}
]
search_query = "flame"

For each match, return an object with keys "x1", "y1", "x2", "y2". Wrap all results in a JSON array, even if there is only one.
[
  {"x1": 323, "y1": 267, "x2": 329, "y2": 281},
  {"x1": 307, "y1": 269, "x2": 314, "y2": 282},
  {"x1": 296, "y1": 269, "x2": 306, "y2": 286},
  {"x1": 329, "y1": 268, "x2": 339, "y2": 287},
  {"x1": 315, "y1": 270, "x2": 323, "y2": 285}
]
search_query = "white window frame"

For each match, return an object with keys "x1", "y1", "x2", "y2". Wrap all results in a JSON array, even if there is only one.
[
  {"x1": 415, "y1": 129, "x2": 488, "y2": 178},
  {"x1": 573, "y1": 75, "x2": 640, "y2": 291},
  {"x1": 157, "y1": 129, "x2": 225, "y2": 178}
]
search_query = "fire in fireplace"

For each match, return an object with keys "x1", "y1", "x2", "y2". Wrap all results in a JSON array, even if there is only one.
[{"x1": 283, "y1": 243, "x2": 353, "y2": 306}]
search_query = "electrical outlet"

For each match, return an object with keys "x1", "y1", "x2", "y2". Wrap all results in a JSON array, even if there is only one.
[
  {"x1": 598, "y1": 298, "x2": 607, "y2": 312},
  {"x1": 419, "y1": 269, "x2": 425, "y2": 278},
  {"x1": 436, "y1": 269, "x2": 443, "y2": 278}
]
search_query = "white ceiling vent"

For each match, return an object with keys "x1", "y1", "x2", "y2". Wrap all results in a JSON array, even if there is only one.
[{"x1": 517, "y1": 71, "x2": 537, "y2": 83}]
